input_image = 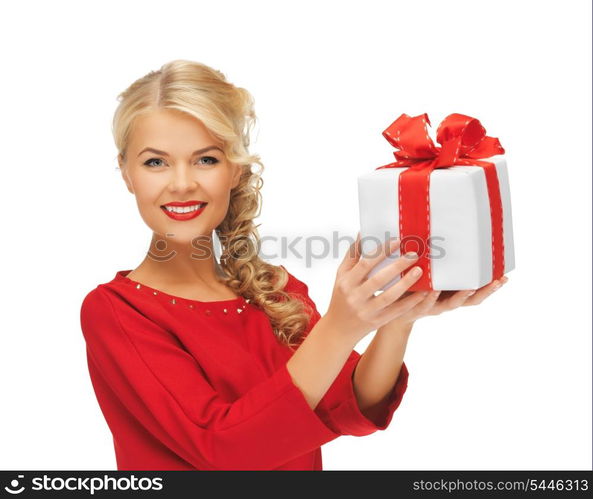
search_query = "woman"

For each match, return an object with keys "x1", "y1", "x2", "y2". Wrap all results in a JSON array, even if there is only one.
[{"x1": 80, "y1": 59, "x2": 508, "y2": 471}]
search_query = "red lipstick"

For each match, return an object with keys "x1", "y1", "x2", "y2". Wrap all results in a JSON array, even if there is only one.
[{"x1": 160, "y1": 200, "x2": 207, "y2": 221}]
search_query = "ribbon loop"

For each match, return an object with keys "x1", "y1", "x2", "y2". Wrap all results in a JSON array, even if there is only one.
[{"x1": 382, "y1": 113, "x2": 440, "y2": 160}]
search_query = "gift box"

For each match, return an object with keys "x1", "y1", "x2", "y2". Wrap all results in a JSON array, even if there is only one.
[{"x1": 357, "y1": 112, "x2": 515, "y2": 291}]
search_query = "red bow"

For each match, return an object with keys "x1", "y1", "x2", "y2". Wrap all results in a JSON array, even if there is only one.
[{"x1": 376, "y1": 113, "x2": 506, "y2": 290}]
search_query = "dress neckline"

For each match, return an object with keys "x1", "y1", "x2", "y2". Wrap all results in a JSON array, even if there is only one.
[{"x1": 114, "y1": 269, "x2": 246, "y2": 308}]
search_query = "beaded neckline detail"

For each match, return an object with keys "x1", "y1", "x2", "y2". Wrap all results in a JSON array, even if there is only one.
[{"x1": 114, "y1": 270, "x2": 250, "y2": 315}]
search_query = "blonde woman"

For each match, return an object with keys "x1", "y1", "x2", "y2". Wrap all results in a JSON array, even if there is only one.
[{"x1": 80, "y1": 60, "x2": 507, "y2": 471}]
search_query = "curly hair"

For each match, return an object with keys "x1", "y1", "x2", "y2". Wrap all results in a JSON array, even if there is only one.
[{"x1": 111, "y1": 59, "x2": 313, "y2": 350}]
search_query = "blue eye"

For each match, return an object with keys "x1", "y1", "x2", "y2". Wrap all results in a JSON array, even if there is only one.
[
  {"x1": 143, "y1": 156, "x2": 220, "y2": 168},
  {"x1": 199, "y1": 156, "x2": 219, "y2": 165},
  {"x1": 144, "y1": 158, "x2": 165, "y2": 168}
]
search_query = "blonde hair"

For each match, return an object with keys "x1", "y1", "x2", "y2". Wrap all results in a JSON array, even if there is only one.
[{"x1": 112, "y1": 59, "x2": 313, "y2": 349}]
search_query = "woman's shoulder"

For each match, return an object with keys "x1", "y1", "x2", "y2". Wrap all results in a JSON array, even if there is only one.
[
  {"x1": 79, "y1": 285, "x2": 120, "y2": 348},
  {"x1": 80, "y1": 279, "x2": 169, "y2": 348},
  {"x1": 80, "y1": 283, "x2": 122, "y2": 323},
  {"x1": 80, "y1": 270, "x2": 143, "y2": 328},
  {"x1": 80, "y1": 270, "x2": 129, "y2": 308}
]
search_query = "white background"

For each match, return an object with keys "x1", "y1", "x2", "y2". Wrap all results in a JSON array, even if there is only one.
[{"x1": 0, "y1": 0, "x2": 590, "y2": 471}]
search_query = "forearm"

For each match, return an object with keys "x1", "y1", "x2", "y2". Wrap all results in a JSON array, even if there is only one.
[
  {"x1": 352, "y1": 321, "x2": 413, "y2": 418},
  {"x1": 286, "y1": 314, "x2": 358, "y2": 411}
]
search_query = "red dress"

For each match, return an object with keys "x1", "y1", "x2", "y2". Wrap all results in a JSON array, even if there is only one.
[{"x1": 79, "y1": 265, "x2": 409, "y2": 470}]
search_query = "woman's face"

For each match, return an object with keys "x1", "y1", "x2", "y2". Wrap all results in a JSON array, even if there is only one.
[{"x1": 119, "y1": 109, "x2": 241, "y2": 246}]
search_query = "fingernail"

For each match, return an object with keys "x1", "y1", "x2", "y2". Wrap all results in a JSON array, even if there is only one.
[
  {"x1": 412, "y1": 266, "x2": 422, "y2": 276},
  {"x1": 422, "y1": 291, "x2": 429, "y2": 296},
  {"x1": 467, "y1": 290, "x2": 476, "y2": 296},
  {"x1": 493, "y1": 283, "x2": 502, "y2": 291},
  {"x1": 405, "y1": 251, "x2": 418, "y2": 259}
]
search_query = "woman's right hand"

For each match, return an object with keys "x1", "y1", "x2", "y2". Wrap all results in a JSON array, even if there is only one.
[{"x1": 324, "y1": 232, "x2": 429, "y2": 343}]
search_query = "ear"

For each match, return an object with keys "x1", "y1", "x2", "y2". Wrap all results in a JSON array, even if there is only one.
[{"x1": 118, "y1": 154, "x2": 134, "y2": 194}]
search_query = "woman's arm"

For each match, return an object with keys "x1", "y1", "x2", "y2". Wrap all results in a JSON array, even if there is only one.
[
  {"x1": 283, "y1": 267, "x2": 410, "y2": 437},
  {"x1": 286, "y1": 313, "x2": 359, "y2": 410},
  {"x1": 287, "y1": 308, "x2": 412, "y2": 423},
  {"x1": 352, "y1": 322, "x2": 413, "y2": 422},
  {"x1": 285, "y1": 236, "x2": 423, "y2": 415}
]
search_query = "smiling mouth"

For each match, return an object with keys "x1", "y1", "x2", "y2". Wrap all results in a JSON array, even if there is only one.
[{"x1": 161, "y1": 202, "x2": 207, "y2": 213}]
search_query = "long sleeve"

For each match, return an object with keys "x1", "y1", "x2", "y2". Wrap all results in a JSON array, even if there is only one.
[
  {"x1": 80, "y1": 287, "x2": 340, "y2": 471},
  {"x1": 284, "y1": 269, "x2": 410, "y2": 437},
  {"x1": 315, "y1": 349, "x2": 409, "y2": 436}
]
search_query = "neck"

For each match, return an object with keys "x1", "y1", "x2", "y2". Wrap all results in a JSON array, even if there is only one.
[{"x1": 135, "y1": 232, "x2": 225, "y2": 287}]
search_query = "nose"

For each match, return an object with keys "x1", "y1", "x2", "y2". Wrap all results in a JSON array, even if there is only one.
[{"x1": 168, "y1": 163, "x2": 198, "y2": 193}]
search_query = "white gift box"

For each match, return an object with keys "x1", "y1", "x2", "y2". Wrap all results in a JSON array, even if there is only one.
[{"x1": 357, "y1": 154, "x2": 515, "y2": 291}]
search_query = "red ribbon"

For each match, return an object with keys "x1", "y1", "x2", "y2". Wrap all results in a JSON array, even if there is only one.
[{"x1": 376, "y1": 113, "x2": 506, "y2": 291}]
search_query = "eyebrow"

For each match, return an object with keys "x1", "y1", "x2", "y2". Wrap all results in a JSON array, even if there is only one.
[{"x1": 137, "y1": 145, "x2": 224, "y2": 157}]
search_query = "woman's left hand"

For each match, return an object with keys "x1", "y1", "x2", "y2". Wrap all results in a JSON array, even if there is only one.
[{"x1": 382, "y1": 275, "x2": 510, "y2": 329}]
